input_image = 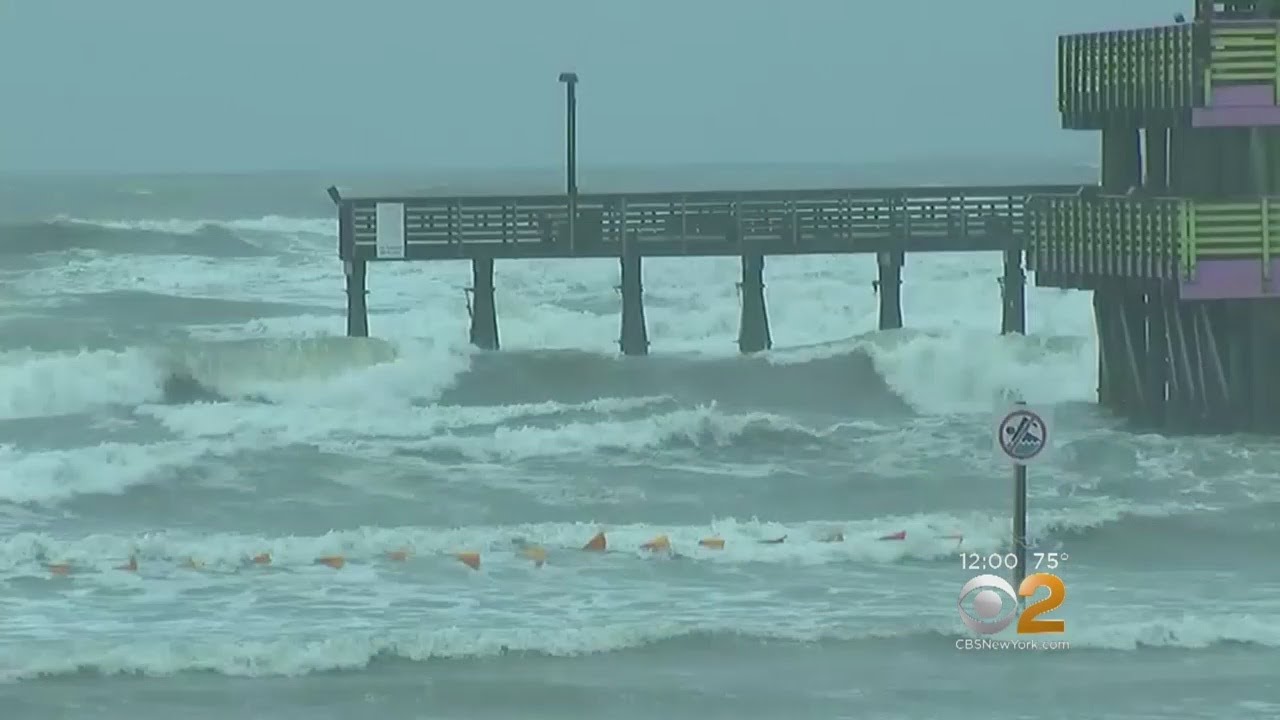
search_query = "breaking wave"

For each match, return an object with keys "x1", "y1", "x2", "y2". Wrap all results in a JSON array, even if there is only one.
[
  {"x1": 5, "y1": 616, "x2": 1276, "y2": 682},
  {"x1": 0, "y1": 219, "x2": 273, "y2": 258},
  {"x1": 0, "y1": 328, "x2": 1093, "y2": 422}
]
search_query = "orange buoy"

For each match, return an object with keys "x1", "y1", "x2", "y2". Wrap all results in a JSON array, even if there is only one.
[
  {"x1": 386, "y1": 549, "x2": 411, "y2": 562},
  {"x1": 521, "y1": 545, "x2": 547, "y2": 567},
  {"x1": 698, "y1": 537, "x2": 725, "y2": 550},
  {"x1": 582, "y1": 532, "x2": 607, "y2": 552},
  {"x1": 759, "y1": 535, "x2": 787, "y2": 544},
  {"x1": 48, "y1": 563, "x2": 72, "y2": 576},
  {"x1": 316, "y1": 555, "x2": 345, "y2": 569},
  {"x1": 116, "y1": 556, "x2": 138, "y2": 572},
  {"x1": 456, "y1": 551, "x2": 481, "y2": 570},
  {"x1": 878, "y1": 530, "x2": 907, "y2": 541},
  {"x1": 252, "y1": 552, "x2": 272, "y2": 565},
  {"x1": 640, "y1": 534, "x2": 670, "y2": 552},
  {"x1": 820, "y1": 531, "x2": 845, "y2": 543}
]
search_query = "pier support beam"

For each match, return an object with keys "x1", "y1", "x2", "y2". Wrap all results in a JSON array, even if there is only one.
[
  {"x1": 1093, "y1": 289, "x2": 1116, "y2": 409},
  {"x1": 1117, "y1": 292, "x2": 1148, "y2": 417},
  {"x1": 1095, "y1": 285, "x2": 1172, "y2": 426},
  {"x1": 1143, "y1": 289, "x2": 1168, "y2": 428},
  {"x1": 738, "y1": 252, "x2": 771, "y2": 353},
  {"x1": 344, "y1": 260, "x2": 369, "y2": 338},
  {"x1": 1245, "y1": 299, "x2": 1280, "y2": 432},
  {"x1": 468, "y1": 257, "x2": 499, "y2": 350},
  {"x1": 1093, "y1": 286, "x2": 1146, "y2": 414},
  {"x1": 1101, "y1": 125, "x2": 1142, "y2": 192},
  {"x1": 875, "y1": 250, "x2": 904, "y2": 331},
  {"x1": 1000, "y1": 248, "x2": 1025, "y2": 335},
  {"x1": 1144, "y1": 127, "x2": 1168, "y2": 191},
  {"x1": 618, "y1": 242, "x2": 649, "y2": 356},
  {"x1": 1168, "y1": 301, "x2": 1204, "y2": 431},
  {"x1": 1148, "y1": 298, "x2": 1280, "y2": 434},
  {"x1": 1195, "y1": 303, "x2": 1233, "y2": 429}
]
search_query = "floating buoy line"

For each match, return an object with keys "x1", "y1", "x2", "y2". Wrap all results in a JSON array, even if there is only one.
[{"x1": 31, "y1": 528, "x2": 964, "y2": 577}]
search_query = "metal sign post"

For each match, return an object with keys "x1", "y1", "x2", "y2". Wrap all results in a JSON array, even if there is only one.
[{"x1": 994, "y1": 400, "x2": 1051, "y2": 607}]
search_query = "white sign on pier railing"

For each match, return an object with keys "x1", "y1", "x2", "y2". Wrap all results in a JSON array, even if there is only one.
[{"x1": 375, "y1": 202, "x2": 406, "y2": 259}]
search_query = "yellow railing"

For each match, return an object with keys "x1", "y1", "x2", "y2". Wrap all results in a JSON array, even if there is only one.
[
  {"x1": 1029, "y1": 194, "x2": 1279, "y2": 280},
  {"x1": 1059, "y1": 20, "x2": 1280, "y2": 124},
  {"x1": 1182, "y1": 197, "x2": 1279, "y2": 279},
  {"x1": 1206, "y1": 21, "x2": 1280, "y2": 104}
]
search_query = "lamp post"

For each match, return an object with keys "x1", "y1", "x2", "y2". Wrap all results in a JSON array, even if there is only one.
[{"x1": 558, "y1": 71, "x2": 578, "y2": 251}]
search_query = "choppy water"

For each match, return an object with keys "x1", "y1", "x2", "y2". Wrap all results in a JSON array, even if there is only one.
[{"x1": 1, "y1": 169, "x2": 1278, "y2": 720}]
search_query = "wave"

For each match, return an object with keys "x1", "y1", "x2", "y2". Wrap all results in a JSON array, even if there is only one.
[
  {"x1": 0, "y1": 326, "x2": 1091, "y2": 422},
  {"x1": 0, "y1": 401, "x2": 672, "y2": 507},
  {"x1": 0, "y1": 218, "x2": 275, "y2": 258},
  {"x1": 0, "y1": 502, "x2": 1208, "y2": 570},
  {"x1": 0, "y1": 337, "x2": 406, "y2": 420},
  {"x1": 1044, "y1": 501, "x2": 1280, "y2": 557},
  {"x1": 441, "y1": 347, "x2": 914, "y2": 416},
  {"x1": 4, "y1": 615, "x2": 1276, "y2": 682},
  {"x1": 0, "y1": 439, "x2": 245, "y2": 506},
  {"x1": 771, "y1": 329, "x2": 1094, "y2": 413},
  {"x1": 436, "y1": 330, "x2": 1092, "y2": 417}
]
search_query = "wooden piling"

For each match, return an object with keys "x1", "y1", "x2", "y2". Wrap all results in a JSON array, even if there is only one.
[
  {"x1": 619, "y1": 237, "x2": 649, "y2": 356},
  {"x1": 1001, "y1": 247, "x2": 1026, "y2": 335},
  {"x1": 876, "y1": 251, "x2": 903, "y2": 331},
  {"x1": 738, "y1": 251, "x2": 771, "y2": 354},
  {"x1": 345, "y1": 260, "x2": 368, "y2": 338},
  {"x1": 469, "y1": 257, "x2": 499, "y2": 350}
]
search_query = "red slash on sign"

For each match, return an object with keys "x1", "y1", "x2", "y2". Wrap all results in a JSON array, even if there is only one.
[{"x1": 996, "y1": 407, "x2": 1049, "y2": 464}]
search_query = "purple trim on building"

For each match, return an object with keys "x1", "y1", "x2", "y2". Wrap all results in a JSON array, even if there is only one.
[
  {"x1": 1210, "y1": 84, "x2": 1274, "y2": 107},
  {"x1": 1213, "y1": 19, "x2": 1278, "y2": 26},
  {"x1": 1193, "y1": 104, "x2": 1280, "y2": 127},
  {"x1": 1179, "y1": 258, "x2": 1280, "y2": 299}
]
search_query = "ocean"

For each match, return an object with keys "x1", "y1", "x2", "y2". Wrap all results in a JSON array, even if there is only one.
[{"x1": 1, "y1": 167, "x2": 1277, "y2": 720}]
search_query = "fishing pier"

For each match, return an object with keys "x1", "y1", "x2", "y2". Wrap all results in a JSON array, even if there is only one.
[
  {"x1": 326, "y1": 0, "x2": 1280, "y2": 434},
  {"x1": 324, "y1": 184, "x2": 1075, "y2": 353}
]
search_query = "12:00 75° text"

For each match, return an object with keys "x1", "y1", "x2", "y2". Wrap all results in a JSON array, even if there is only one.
[{"x1": 959, "y1": 552, "x2": 1069, "y2": 571}]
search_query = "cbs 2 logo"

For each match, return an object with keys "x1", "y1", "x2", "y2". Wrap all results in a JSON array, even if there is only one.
[{"x1": 957, "y1": 573, "x2": 1066, "y2": 634}]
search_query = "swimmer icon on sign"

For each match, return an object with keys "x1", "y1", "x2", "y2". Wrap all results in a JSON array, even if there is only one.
[{"x1": 995, "y1": 405, "x2": 1051, "y2": 465}]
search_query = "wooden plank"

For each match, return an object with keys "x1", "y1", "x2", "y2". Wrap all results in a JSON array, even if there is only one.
[
  {"x1": 1025, "y1": 193, "x2": 1186, "y2": 281},
  {"x1": 344, "y1": 231, "x2": 1022, "y2": 261},
  {"x1": 1057, "y1": 22, "x2": 1197, "y2": 127},
  {"x1": 337, "y1": 184, "x2": 1082, "y2": 260}
]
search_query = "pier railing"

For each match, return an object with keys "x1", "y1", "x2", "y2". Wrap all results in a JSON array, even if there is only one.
[
  {"x1": 1057, "y1": 20, "x2": 1280, "y2": 128},
  {"x1": 1209, "y1": 21, "x2": 1280, "y2": 88},
  {"x1": 332, "y1": 185, "x2": 1082, "y2": 261},
  {"x1": 1027, "y1": 193, "x2": 1280, "y2": 280}
]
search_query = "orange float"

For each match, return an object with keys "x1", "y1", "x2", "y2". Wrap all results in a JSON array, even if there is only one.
[
  {"x1": 582, "y1": 532, "x2": 607, "y2": 552},
  {"x1": 640, "y1": 534, "x2": 670, "y2": 552},
  {"x1": 521, "y1": 545, "x2": 547, "y2": 567}
]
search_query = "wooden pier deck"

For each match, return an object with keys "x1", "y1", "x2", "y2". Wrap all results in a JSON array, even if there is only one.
[
  {"x1": 328, "y1": 184, "x2": 1082, "y2": 261},
  {"x1": 326, "y1": 182, "x2": 1081, "y2": 359}
]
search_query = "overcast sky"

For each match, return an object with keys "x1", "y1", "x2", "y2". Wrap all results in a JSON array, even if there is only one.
[{"x1": 0, "y1": 0, "x2": 1184, "y2": 174}]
